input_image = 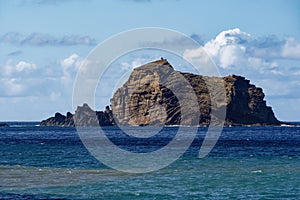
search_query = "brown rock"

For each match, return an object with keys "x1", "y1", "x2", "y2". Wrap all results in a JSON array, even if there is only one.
[
  {"x1": 110, "y1": 59, "x2": 281, "y2": 126},
  {"x1": 41, "y1": 59, "x2": 281, "y2": 127}
]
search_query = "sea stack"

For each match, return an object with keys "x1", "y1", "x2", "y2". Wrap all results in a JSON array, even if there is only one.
[
  {"x1": 40, "y1": 59, "x2": 281, "y2": 126},
  {"x1": 110, "y1": 59, "x2": 281, "y2": 126}
]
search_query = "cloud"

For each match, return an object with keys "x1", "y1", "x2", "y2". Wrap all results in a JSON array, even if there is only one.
[
  {"x1": 61, "y1": 53, "x2": 80, "y2": 68},
  {"x1": 183, "y1": 28, "x2": 300, "y2": 118},
  {"x1": 0, "y1": 32, "x2": 97, "y2": 46},
  {"x1": 1, "y1": 60, "x2": 37, "y2": 77},
  {"x1": 2, "y1": 61, "x2": 14, "y2": 77},
  {"x1": 60, "y1": 54, "x2": 82, "y2": 87},
  {"x1": 182, "y1": 48, "x2": 217, "y2": 75},
  {"x1": 281, "y1": 37, "x2": 300, "y2": 59},
  {"x1": 0, "y1": 76, "x2": 61, "y2": 97},
  {"x1": 203, "y1": 28, "x2": 250, "y2": 68},
  {"x1": 0, "y1": 32, "x2": 23, "y2": 44},
  {"x1": 247, "y1": 35, "x2": 284, "y2": 59},
  {"x1": 21, "y1": 33, "x2": 57, "y2": 46},
  {"x1": 59, "y1": 35, "x2": 97, "y2": 46},
  {"x1": 16, "y1": 61, "x2": 37, "y2": 72},
  {"x1": 0, "y1": 54, "x2": 82, "y2": 98},
  {"x1": 7, "y1": 50, "x2": 23, "y2": 57},
  {"x1": 199, "y1": 28, "x2": 300, "y2": 70},
  {"x1": 219, "y1": 44, "x2": 246, "y2": 68},
  {"x1": 120, "y1": 57, "x2": 147, "y2": 70},
  {"x1": 4, "y1": 79, "x2": 25, "y2": 96}
]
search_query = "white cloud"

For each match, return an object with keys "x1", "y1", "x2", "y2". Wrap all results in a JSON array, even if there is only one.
[
  {"x1": 2, "y1": 61, "x2": 14, "y2": 77},
  {"x1": 1, "y1": 78, "x2": 25, "y2": 96},
  {"x1": 281, "y1": 37, "x2": 300, "y2": 59},
  {"x1": 182, "y1": 48, "x2": 217, "y2": 75},
  {"x1": 1, "y1": 60, "x2": 37, "y2": 77},
  {"x1": 7, "y1": 80, "x2": 24, "y2": 96},
  {"x1": 60, "y1": 53, "x2": 82, "y2": 88},
  {"x1": 16, "y1": 61, "x2": 36, "y2": 72},
  {"x1": 293, "y1": 70, "x2": 300, "y2": 76},
  {"x1": 61, "y1": 53, "x2": 80, "y2": 68},
  {"x1": 204, "y1": 28, "x2": 250, "y2": 58},
  {"x1": 120, "y1": 57, "x2": 151, "y2": 71},
  {"x1": 201, "y1": 28, "x2": 300, "y2": 74},
  {"x1": 203, "y1": 28, "x2": 251, "y2": 68},
  {"x1": 219, "y1": 45, "x2": 246, "y2": 68},
  {"x1": 0, "y1": 54, "x2": 81, "y2": 98},
  {"x1": 131, "y1": 58, "x2": 144, "y2": 68},
  {"x1": 255, "y1": 79, "x2": 292, "y2": 97}
]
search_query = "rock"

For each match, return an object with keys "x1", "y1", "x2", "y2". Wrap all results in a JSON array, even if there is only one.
[
  {"x1": 73, "y1": 103, "x2": 99, "y2": 126},
  {"x1": 110, "y1": 59, "x2": 281, "y2": 126},
  {"x1": 40, "y1": 104, "x2": 115, "y2": 126},
  {"x1": 65, "y1": 112, "x2": 74, "y2": 126},
  {"x1": 224, "y1": 75, "x2": 280, "y2": 125},
  {"x1": 0, "y1": 123, "x2": 9, "y2": 127},
  {"x1": 41, "y1": 59, "x2": 282, "y2": 126},
  {"x1": 105, "y1": 105, "x2": 116, "y2": 125},
  {"x1": 40, "y1": 112, "x2": 69, "y2": 126}
]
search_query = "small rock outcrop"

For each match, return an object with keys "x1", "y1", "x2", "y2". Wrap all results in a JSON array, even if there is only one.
[
  {"x1": 40, "y1": 104, "x2": 115, "y2": 126},
  {"x1": 40, "y1": 112, "x2": 74, "y2": 126},
  {"x1": 73, "y1": 103, "x2": 115, "y2": 126},
  {"x1": 0, "y1": 123, "x2": 9, "y2": 127}
]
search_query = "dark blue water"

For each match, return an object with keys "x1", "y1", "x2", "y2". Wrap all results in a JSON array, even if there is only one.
[{"x1": 0, "y1": 123, "x2": 299, "y2": 199}]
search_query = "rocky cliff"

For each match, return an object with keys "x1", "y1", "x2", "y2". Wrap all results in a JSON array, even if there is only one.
[
  {"x1": 40, "y1": 59, "x2": 281, "y2": 126},
  {"x1": 110, "y1": 59, "x2": 280, "y2": 126}
]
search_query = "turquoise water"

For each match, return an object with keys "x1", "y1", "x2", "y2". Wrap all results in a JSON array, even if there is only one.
[{"x1": 0, "y1": 123, "x2": 299, "y2": 199}]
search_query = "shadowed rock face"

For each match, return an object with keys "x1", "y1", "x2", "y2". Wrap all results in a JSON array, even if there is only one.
[
  {"x1": 40, "y1": 104, "x2": 115, "y2": 126},
  {"x1": 223, "y1": 75, "x2": 280, "y2": 125},
  {"x1": 40, "y1": 112, "x2": 74, "y2": 126},
  {"x1": 110, "y1": 59, "x2": 281, "y2": 126},
  {"x1": 40, "y1": 59, "x2": 281, "y2": 126}
]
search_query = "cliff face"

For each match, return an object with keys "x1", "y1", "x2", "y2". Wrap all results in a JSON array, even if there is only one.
[
  {"x1": 111, "y1": 60, "x2": 185, "y2": 126},
  {"x1": 40, "y1": 59, "x2": 281, "y2": 126},
  {"x1": 223, "y1": 75, "x2": 279, "y2": 125},
  {"x1": 110, "y1": 59, "x2": 280, "y2": 126}
]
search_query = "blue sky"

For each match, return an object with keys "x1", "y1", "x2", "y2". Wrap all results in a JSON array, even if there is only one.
[{"x1": 0, "y1": 0, "x2": 300, "y2": 121}]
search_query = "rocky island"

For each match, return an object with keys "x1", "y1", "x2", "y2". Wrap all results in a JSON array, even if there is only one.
[{"x1": 41, "y1": 59, "x2": 282, "y2": 127}]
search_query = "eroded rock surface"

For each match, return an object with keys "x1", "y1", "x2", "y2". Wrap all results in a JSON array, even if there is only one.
[
  {"x1": 41, "y1": 59, "x2": 281, "y2": 126},
  {"x1": 110, "y1": 59, "x2": 280, "y2": 126}
]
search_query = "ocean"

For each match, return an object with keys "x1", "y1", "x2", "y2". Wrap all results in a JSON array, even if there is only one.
[{"x1": 0, "y1": 122, "x2": 299, "y2": 199}]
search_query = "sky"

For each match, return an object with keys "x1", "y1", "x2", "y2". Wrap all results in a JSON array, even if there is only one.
[{"x1": 0, "y1": 0, "x2": 300, "y2": 121}]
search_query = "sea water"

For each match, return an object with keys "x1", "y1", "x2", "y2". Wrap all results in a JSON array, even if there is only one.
[{"x1": 0, "y1": 123, "x2": 299, "y2": 199}]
